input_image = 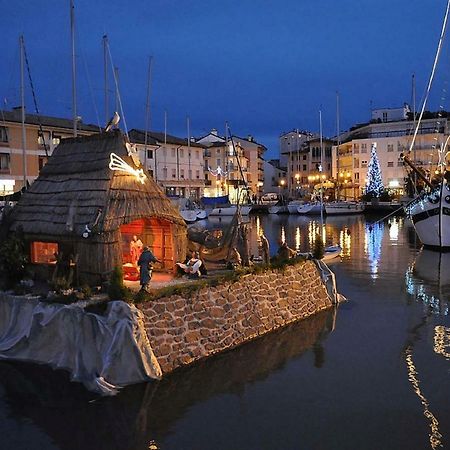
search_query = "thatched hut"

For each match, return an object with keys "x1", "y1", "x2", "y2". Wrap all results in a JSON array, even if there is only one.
[{"x1": 8, "y1": 130, "x2": 187, "y2": 284}]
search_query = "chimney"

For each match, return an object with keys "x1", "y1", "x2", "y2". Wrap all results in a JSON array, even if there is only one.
[
  {"x1": 12, "y1": 106, "x2": 25, "y2": 119},
  {"x1": 247, "y1": 134, "x2": 253, "y2": 142}
]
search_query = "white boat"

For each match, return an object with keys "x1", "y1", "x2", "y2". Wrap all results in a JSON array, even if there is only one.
[
  {"x1": 297, "y1": 202, "x2": 324, "y2": 215},
  {"x1": 287, "y1": 200, "x2": 304, "y2": 214},
  {"x1": 268, "y1": 205, "x2": 288, "y2": 214},
  {"x1": 405, "y1": 183, "x2": 450, "y2": 248},
  {"x1": 322, "y1": 245, "x2": 342, "y2": 261},
  {"x1": 402, "y1": 2, "x2": 450, "y2": 249},
  {"x1": 325, "y1": 201, "x2": 365, "y2": 215},
  {"x1": 195, "y1": 208, "x2": 208, "y2": 220},
  {"x1": 209, "y1": 205, "x2": 252, "y2": 216},
  {"x1": 180, "y1": 209, "x2": 198, "y2": 223}
]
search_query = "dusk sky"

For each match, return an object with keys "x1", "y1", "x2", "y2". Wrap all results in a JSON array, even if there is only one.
[{"x1": 2, "y1": 0, "x2": 450, "y2": 157}]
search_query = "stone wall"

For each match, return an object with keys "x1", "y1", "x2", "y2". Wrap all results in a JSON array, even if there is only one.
[{"x1": 139, "y1": 260, "x2": 333, "y2": 375}]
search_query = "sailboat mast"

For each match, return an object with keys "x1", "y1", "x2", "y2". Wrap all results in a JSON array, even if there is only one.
[
  {"x1": 187, "y1": 116, "x2": 191, "y2": 199},
  {"x1": 70, "y1": 0, "x2": 77, "y2": 137},
  {"x1": 20, "y1": 35, "x2": 27, "y2": 189},
  {"x1": 319, "y1": 109, "x2": 324, "y2": 225},
  {"x1": 103, "y1": 35, "x2": 108, "y2": 125},
  {"x1": 144, "y1": 56, "x2": 153, "y2": 169},
  {"x1": 336, "y1": 92, "x2": 340, "y2": 201}
]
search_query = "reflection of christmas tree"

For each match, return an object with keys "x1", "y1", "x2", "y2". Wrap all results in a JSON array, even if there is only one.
[{"x1": 365, "y1": 143, "x2": 384, "y2": 198}]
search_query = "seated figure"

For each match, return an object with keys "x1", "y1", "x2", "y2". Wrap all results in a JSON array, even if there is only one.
[{"x1": 176, "y1": 251, "x2": 206, "y2": 278}]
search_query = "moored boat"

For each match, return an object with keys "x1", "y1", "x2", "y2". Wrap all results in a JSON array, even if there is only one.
[
  {"x1": 297, "y1": 202, "x2": 324, "y2": 215},
  {"x1": 325, "y1": 201, "x2": 365, "y2": 215}
]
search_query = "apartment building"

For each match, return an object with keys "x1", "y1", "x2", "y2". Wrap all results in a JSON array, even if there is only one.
[
  {"x1": 196, "y1": 130, "x2": 250, "y2": 203},
  {"x1": 281, "y1": 134, "x2": 334, "y2": 197},
  {"x1": 0, "y1": 107, "x2": 99, "y2": 195},
  {"x1": 263, "y1": 159, "x2": 287, "y2": 195},
  {"x1": 332, "y1": 115, "x2": 449, "y2": 199},
  {"x1": 197, "y1": 129, "x2": 266, "y2": 198},
  {"x1": 128, "y1": 129, "x2": 205, "y2": 200}
]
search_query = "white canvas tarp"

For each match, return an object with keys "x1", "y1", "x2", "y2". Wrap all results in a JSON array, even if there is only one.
[{"x1": 0, "y1": 293, "x2": 161, "y2": 395}]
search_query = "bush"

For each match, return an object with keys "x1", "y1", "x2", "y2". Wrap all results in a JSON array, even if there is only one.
[
  {"x1": 107, "y1": 266, "x2": 130, "y2": 301},
  {"x1": 312, "y1": 234, "x2": 325, "y2": 260},
  {"x1": 0, "y1": 233, "x2": 28, "y2": 288}
]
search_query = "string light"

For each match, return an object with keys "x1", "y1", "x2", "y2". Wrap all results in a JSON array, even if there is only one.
[{"x1": 109, "y1": 153, "x2": 147, "y2": 184}]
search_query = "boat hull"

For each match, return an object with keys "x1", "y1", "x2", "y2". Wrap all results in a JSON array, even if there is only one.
[
  {"x1": 325, "y1": 202, "x2": 365, "y2": 215},
  {"x1": 180, "y1": 209, "x2": 198, "y2": 223},
  {"x1": 268, "y1": 205, "x2": 288, "y2": 214},
  {"x1": 297, "y1": 203, "x2": 324, "y2": 215},
  {"x1": 406, "y1": 181, "x2": 450, "y2": 248},
  {"x1": 209, "y1": 205, "x2": 252, "y2": 216}
]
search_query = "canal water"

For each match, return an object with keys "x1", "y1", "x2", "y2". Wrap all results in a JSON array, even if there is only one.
[{"x1": 0, "y1": 213, "x2": 449, "y2": 450}]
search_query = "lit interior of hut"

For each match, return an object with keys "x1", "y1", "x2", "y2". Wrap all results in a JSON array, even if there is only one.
[{"x1": 120, "y1": 218, "x2": 174, "y2": 281}]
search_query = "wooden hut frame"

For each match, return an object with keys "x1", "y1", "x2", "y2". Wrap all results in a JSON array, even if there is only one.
[{"x1": 9, "y1": 130, "x2": 187, "y2": 284}]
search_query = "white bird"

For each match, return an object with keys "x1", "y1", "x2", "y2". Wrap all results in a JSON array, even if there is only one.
[{"x1": 105, "y1": 111, "x2": 120, "y2": 132}]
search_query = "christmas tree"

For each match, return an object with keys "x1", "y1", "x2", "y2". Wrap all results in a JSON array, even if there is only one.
[{"x1": 365, "y1": 143, "x2": 384, "y2": 198}]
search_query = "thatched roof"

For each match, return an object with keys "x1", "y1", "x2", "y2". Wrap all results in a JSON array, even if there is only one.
[{"x1": 10, "y1": 130, "x2": 186, "y2": 238}]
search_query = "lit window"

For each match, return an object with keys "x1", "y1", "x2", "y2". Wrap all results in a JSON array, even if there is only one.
[{"x1": 31, "y1": 242, "x2": 58, "y2": 264}]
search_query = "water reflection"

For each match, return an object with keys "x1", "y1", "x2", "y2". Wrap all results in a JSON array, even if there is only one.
[
  {"x1": 405, "y1": 250, "x2": 450, "y2": 315},
  {"x1": 405, "y1": 346, "x2": 443, "y2": 449},
  {"x1": 0, "y1": 309, "x2": 337, "y2": 450},
  {"x1": 364, "y1": 222, "x2": 384, "y2": 279},
  {"x1": 434, "y1": 326, "x2": 450, "y2": 359}
]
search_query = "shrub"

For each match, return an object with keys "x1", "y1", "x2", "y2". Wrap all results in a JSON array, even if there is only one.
[
  {"x1": 312, "y1": 234, "x2": 325, "y2": 260},
  {"x1": 107, "y1": 266, "x2": 130, "y2": 301},
  {"x1": 0, "y1": 233, "x2": 28, "y2": 288}
]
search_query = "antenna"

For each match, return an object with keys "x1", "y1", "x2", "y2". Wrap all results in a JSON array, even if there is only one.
[{"x1": 103, "y1": 35, "x2": 108, "y2": 125}]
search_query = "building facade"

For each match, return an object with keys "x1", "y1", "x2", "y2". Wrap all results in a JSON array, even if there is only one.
[
  {"x1": 281, "y1": 135, "x2": 334, "y2": 198},
  {"x1": 263, "y1": 159, "x2": 287, "y2": 196},
  {"x1": 196, "y1": 131, "x2": 250, "y2": 203},
  {"x1": 0, "y1": 108, "x2": 99, "y2": 195},
  {"x1": 332, "y1": 116, "x2": 449, "y2": 199},
  {"x1": 129, "y1": 129, "x2": 205, "y2": 200}
]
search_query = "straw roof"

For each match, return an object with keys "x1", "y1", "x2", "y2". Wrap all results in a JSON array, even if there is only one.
[{"x1": 10, "y1": 130, "x2": 186, "y2": 238}]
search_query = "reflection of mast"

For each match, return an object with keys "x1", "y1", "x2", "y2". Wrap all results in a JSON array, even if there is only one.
[
  {"x1": 403, "y1": 317, "x2": 443, "y2": 449},
  {"x1": 404, "y1": 347, "x2": 442, "y2": 449}
]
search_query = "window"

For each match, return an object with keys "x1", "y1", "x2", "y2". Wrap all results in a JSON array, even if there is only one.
[
  {"x1": 0, "y1": 126, "x2": 8, "y2": 143},
  {"x1": 217, "y1": 149, "x2": 221, "y2": 155},
  {"x1": 180, "y1": 149, "x2": 184, "y2": 158},
  {"x1": 353, "y1": 143, "x2": 359, "y2": 154},
  {"x1": 163, "y1": 148, "x2": 167, "y2": 158},
  {"x1": 163, "y1": 167, "x2": 168, "y2": 179},
  {"x1": 180, "y1": 169, "x2": 185, "y2": 179},
  {"x1": 147, "y1": 149, "x2": 153, "y2": 159},
  {"x1": 387, "y1": 144, "x2": 394, "y2": 152},
  {"x1": 52, "y1": 134, "x2": 61, "y2": 145},
  {"x1": 149, "y1": 169, "x2": 154, "y2": 178},
  {"x1": 216, "y1": 159, "x2": 221, "y2": 167},
  {"x1": 303, "y1": 155, "x2": 307, "y2": 160},
  {"x1": 172, "y1": 168, "x2": 176, "y2": 178},
  {"x1": 31, "y1": 242, "x2": 58, "y2": 264},
  {"x1": 303, "y1": 164, "x2": 307, "y2": 171},
  {"x1": 188, "y1": 169, "x2": 192, "y2": 179},
  {"x1": 387, "y1": 161, "x2": 394, "y2": 167},
  {"x1": 196, "y1": 150, "x2": 200, "y2": 159},
  {"x1": 0, "y1": 153, "x2": 10, "y2": 172},
  {"x1": 361, "y1": 160, "x2": 368, "y2": 168},
  {"x1": 171, "y1": 148, "x2": 176, "y2": 158},
  {"x1": 38, "y1": 156, "x2": 48, "y2": 171},
  {"x1": 361, "y1": 143, "x2": 367, "y2": 153},
  {"x1": 196, "y1": 169, "x2": 200, "y2": 179},
  {"x1": 355, "y1": 172, "x2": 360, "y2": 180}
]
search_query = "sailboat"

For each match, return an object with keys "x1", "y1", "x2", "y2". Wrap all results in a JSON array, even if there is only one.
[{"x1": 404, "y1": 0, "x2": 450, "y2": 249}]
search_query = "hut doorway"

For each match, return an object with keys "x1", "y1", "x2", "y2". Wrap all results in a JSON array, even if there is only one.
[{"x1": 120, "y1": 218, "x2": 174, "y2": 281}]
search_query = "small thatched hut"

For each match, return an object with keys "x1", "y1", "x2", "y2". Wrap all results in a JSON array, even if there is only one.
[{"x1": 8, "y1": 130, "x2": 187, "y2": 284}]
